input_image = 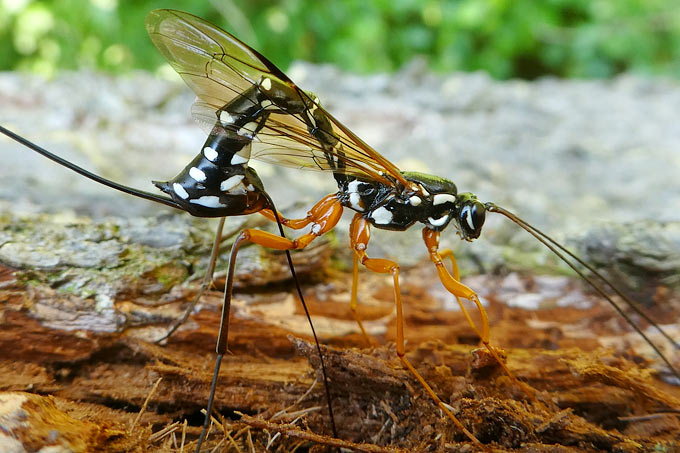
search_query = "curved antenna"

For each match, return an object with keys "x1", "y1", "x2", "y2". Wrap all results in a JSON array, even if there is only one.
[
  {"x1": 486, "y1": 202, "x2": 680, "y2": 379},
  {"x1": 0, "y1": 125, "x2": 182, "y2": 211}
]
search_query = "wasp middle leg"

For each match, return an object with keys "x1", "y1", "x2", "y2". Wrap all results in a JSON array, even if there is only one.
[{"x1": 349, "y1": 213, "x2": 485, "y2": 448}]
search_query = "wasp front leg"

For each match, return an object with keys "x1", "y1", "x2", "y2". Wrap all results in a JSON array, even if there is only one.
[
  {"x1": 422, "y1": 228, "x2": 490, "y2": 343},
  {"x1": 349, "y1": 214, "x2": 484, "y2": 448},
  {"x1": 422, "y1": 228, "x2": 536, "y2": 402}
]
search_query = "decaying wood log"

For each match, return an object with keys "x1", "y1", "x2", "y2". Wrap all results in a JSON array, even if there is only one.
[{"x1": 0, "y1": 211, "x2": 679, "y2": 452}]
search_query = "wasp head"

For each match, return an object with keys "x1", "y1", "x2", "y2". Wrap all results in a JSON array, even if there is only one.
[{"x1": 454, "y1": 193, "x2": 486, "y2": 241}]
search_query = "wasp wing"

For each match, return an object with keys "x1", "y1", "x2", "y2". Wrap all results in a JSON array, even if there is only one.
[
  {"x1": 192, "y1": 102, "x2": 404, "y2": 182},
  {"x1": 147, "y1": 9, "x2": 410, "y2": 188},
  {"x1": 146, "y1": 9, "x2": 287, "y2": 109}
]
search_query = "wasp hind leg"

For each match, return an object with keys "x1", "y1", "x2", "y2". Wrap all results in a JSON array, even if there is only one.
[
  {"x1": 349, "y1": 214, "x2": 485, "y2": 449},
  {"x1": 224, "y1": 195, "x2": 344, "y2": 340},
  {"x1": 261, "y1": 196, "x2": 373, "y2": 345},
  {"x1": 156, "y1": 194, "x2": 342, "y2": 344},
  {"x1": 196, "y1": 196, "x2": 344, "y2": 448},
  {"x1": 155, "y1": 218, "x2": 226, "y2": 344},
  {"x1": 260, "y1": 198, "x2": 373, "y2": 345}
]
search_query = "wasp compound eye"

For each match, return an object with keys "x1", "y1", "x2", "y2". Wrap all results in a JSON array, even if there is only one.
[{"x1": 460, "y1": 200, "x2": 486, "y2": 239}]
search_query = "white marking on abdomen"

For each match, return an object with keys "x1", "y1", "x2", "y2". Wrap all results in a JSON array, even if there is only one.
[
  {"x1": 371, "y1": 206, "x2": 393, "y2": 225},
  {"x1": 190, "y1": 196, "x2": 225, "y2": 208},
  {"x1": 189, "y1": 167, "x2": 207, "y2": 182},
  {"x1": 433, "y1": 194, "x2": 456, "y2": 205},
  {"x1": 231, "y1": 153, "x2": 249, "y2": 165},
  {"x1": 203, "y1": 146, "x2": 218, "y2": 162},
  {"x1": 409, "y1": 195, "x2": 422, "y2": 206},
  {"x1": 220, "y1": 175, "x2": 245, "y2": 192},
  {"x1": 172, "y1": 183, "x2": 189, "y2": 200},
  {"x1": 237, "y1": 122, "x2": 259, "y2": 137},
  {"x1": 260, "y1": 99, "x2": 274, "y2": 109},
  {"x1": 261, "y1": 77, "x2": 272, "y2": 90},
  {"x1": 220, "y1": 111, "x2": 235, "y2": 125},
  {"x1": 428, "y1": 214, "x2": 448, "y2": 227}
]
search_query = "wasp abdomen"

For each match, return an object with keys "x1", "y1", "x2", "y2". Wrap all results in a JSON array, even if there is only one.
[{"x1": 154, "y1": 83, "x2": 275, "y2": 217}]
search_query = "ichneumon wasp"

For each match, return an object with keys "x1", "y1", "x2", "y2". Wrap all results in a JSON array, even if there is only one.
[{"x1": 1, "y1": 8, "x2": 679, "y2": 452}]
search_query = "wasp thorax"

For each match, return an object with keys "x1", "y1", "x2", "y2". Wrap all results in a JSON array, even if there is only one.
[{"x1": 456, "y1": 193, "x2": 486, "y2": 240}]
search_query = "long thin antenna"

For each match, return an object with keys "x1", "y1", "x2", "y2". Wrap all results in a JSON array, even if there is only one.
[
  {"x1": 0, "y1": 125, "x2": 182, "y2": 210},
  {"x1": 486, "y1": 202, "x2": 680, "y2": 379}
]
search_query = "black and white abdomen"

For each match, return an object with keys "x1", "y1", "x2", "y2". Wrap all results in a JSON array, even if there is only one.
[
  {"x1": 154, "y1": 131, "x2": 267, "y2": 218},
  {"x1": 153, "y1": 77, "x2": 281, "y2": 218},
  {"x1": 153, "y1": 74, "x2": 332, "y2": 218}
]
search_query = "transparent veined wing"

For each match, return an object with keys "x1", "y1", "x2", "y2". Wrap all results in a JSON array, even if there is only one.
[
  {"x1": 147, "y1": 9, "x2": 411, "y2": 188},
  {"x1": 191, "y1": 102, "x2": 406, "y2": 183},
  {"x1": 146, "y1": 9, "x2": 288, "y2": 109}
]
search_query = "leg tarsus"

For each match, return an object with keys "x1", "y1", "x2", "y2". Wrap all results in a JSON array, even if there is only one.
[
  {"x1": 480, "y1": 341, "x2": 537, "y2": 402},
  {"x1": 425, "y1": 229, "x2": 537, "y2": 403},
  {"x1": 195, "y1": 353, "x2": 224, "y2": 453},
  {"x1": 398, "y1": 354, "x2": 487, "y2": 450},
  {"x1": 350, "y1": 216, "x2": 486, "y2": 447}
]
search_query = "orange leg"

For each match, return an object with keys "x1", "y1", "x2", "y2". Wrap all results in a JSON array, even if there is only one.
[
  {"x1": 437, "y1": 246, "x2": 490, "y2": 344},
  {"x1": 423, "y1": 228, "x2": 535, "y2": 400},
  {"x1": 350, "y1": 214, "x2": 484, "y2": 449},
  {"x1": 243, "y1": 196, "x2": 343, "y2": 251},
  {"x1": 260, "y1": 194, "x2": 373, "y2": 344},
  {"x1": 350, "y1": 249, "x2": 373, "y2": 346},
  {"x1": 258, "y1": 193, "x2": 339, "y2": 230},
  {"x1": 208, "y1": 198, "x2": 344, "y2": 449},
  {"x1": 215, "y1": 196, "x2": 344, "y2": 355}
]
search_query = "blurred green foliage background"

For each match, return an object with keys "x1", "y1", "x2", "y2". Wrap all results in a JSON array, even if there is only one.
[{"x1": 1, "y1": 0, "x2": 679, "y2": 79}]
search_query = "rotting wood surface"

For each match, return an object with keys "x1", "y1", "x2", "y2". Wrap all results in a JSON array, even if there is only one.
[{"x1": 0, "y1": 212, "x2": 679, "y2": 452}]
